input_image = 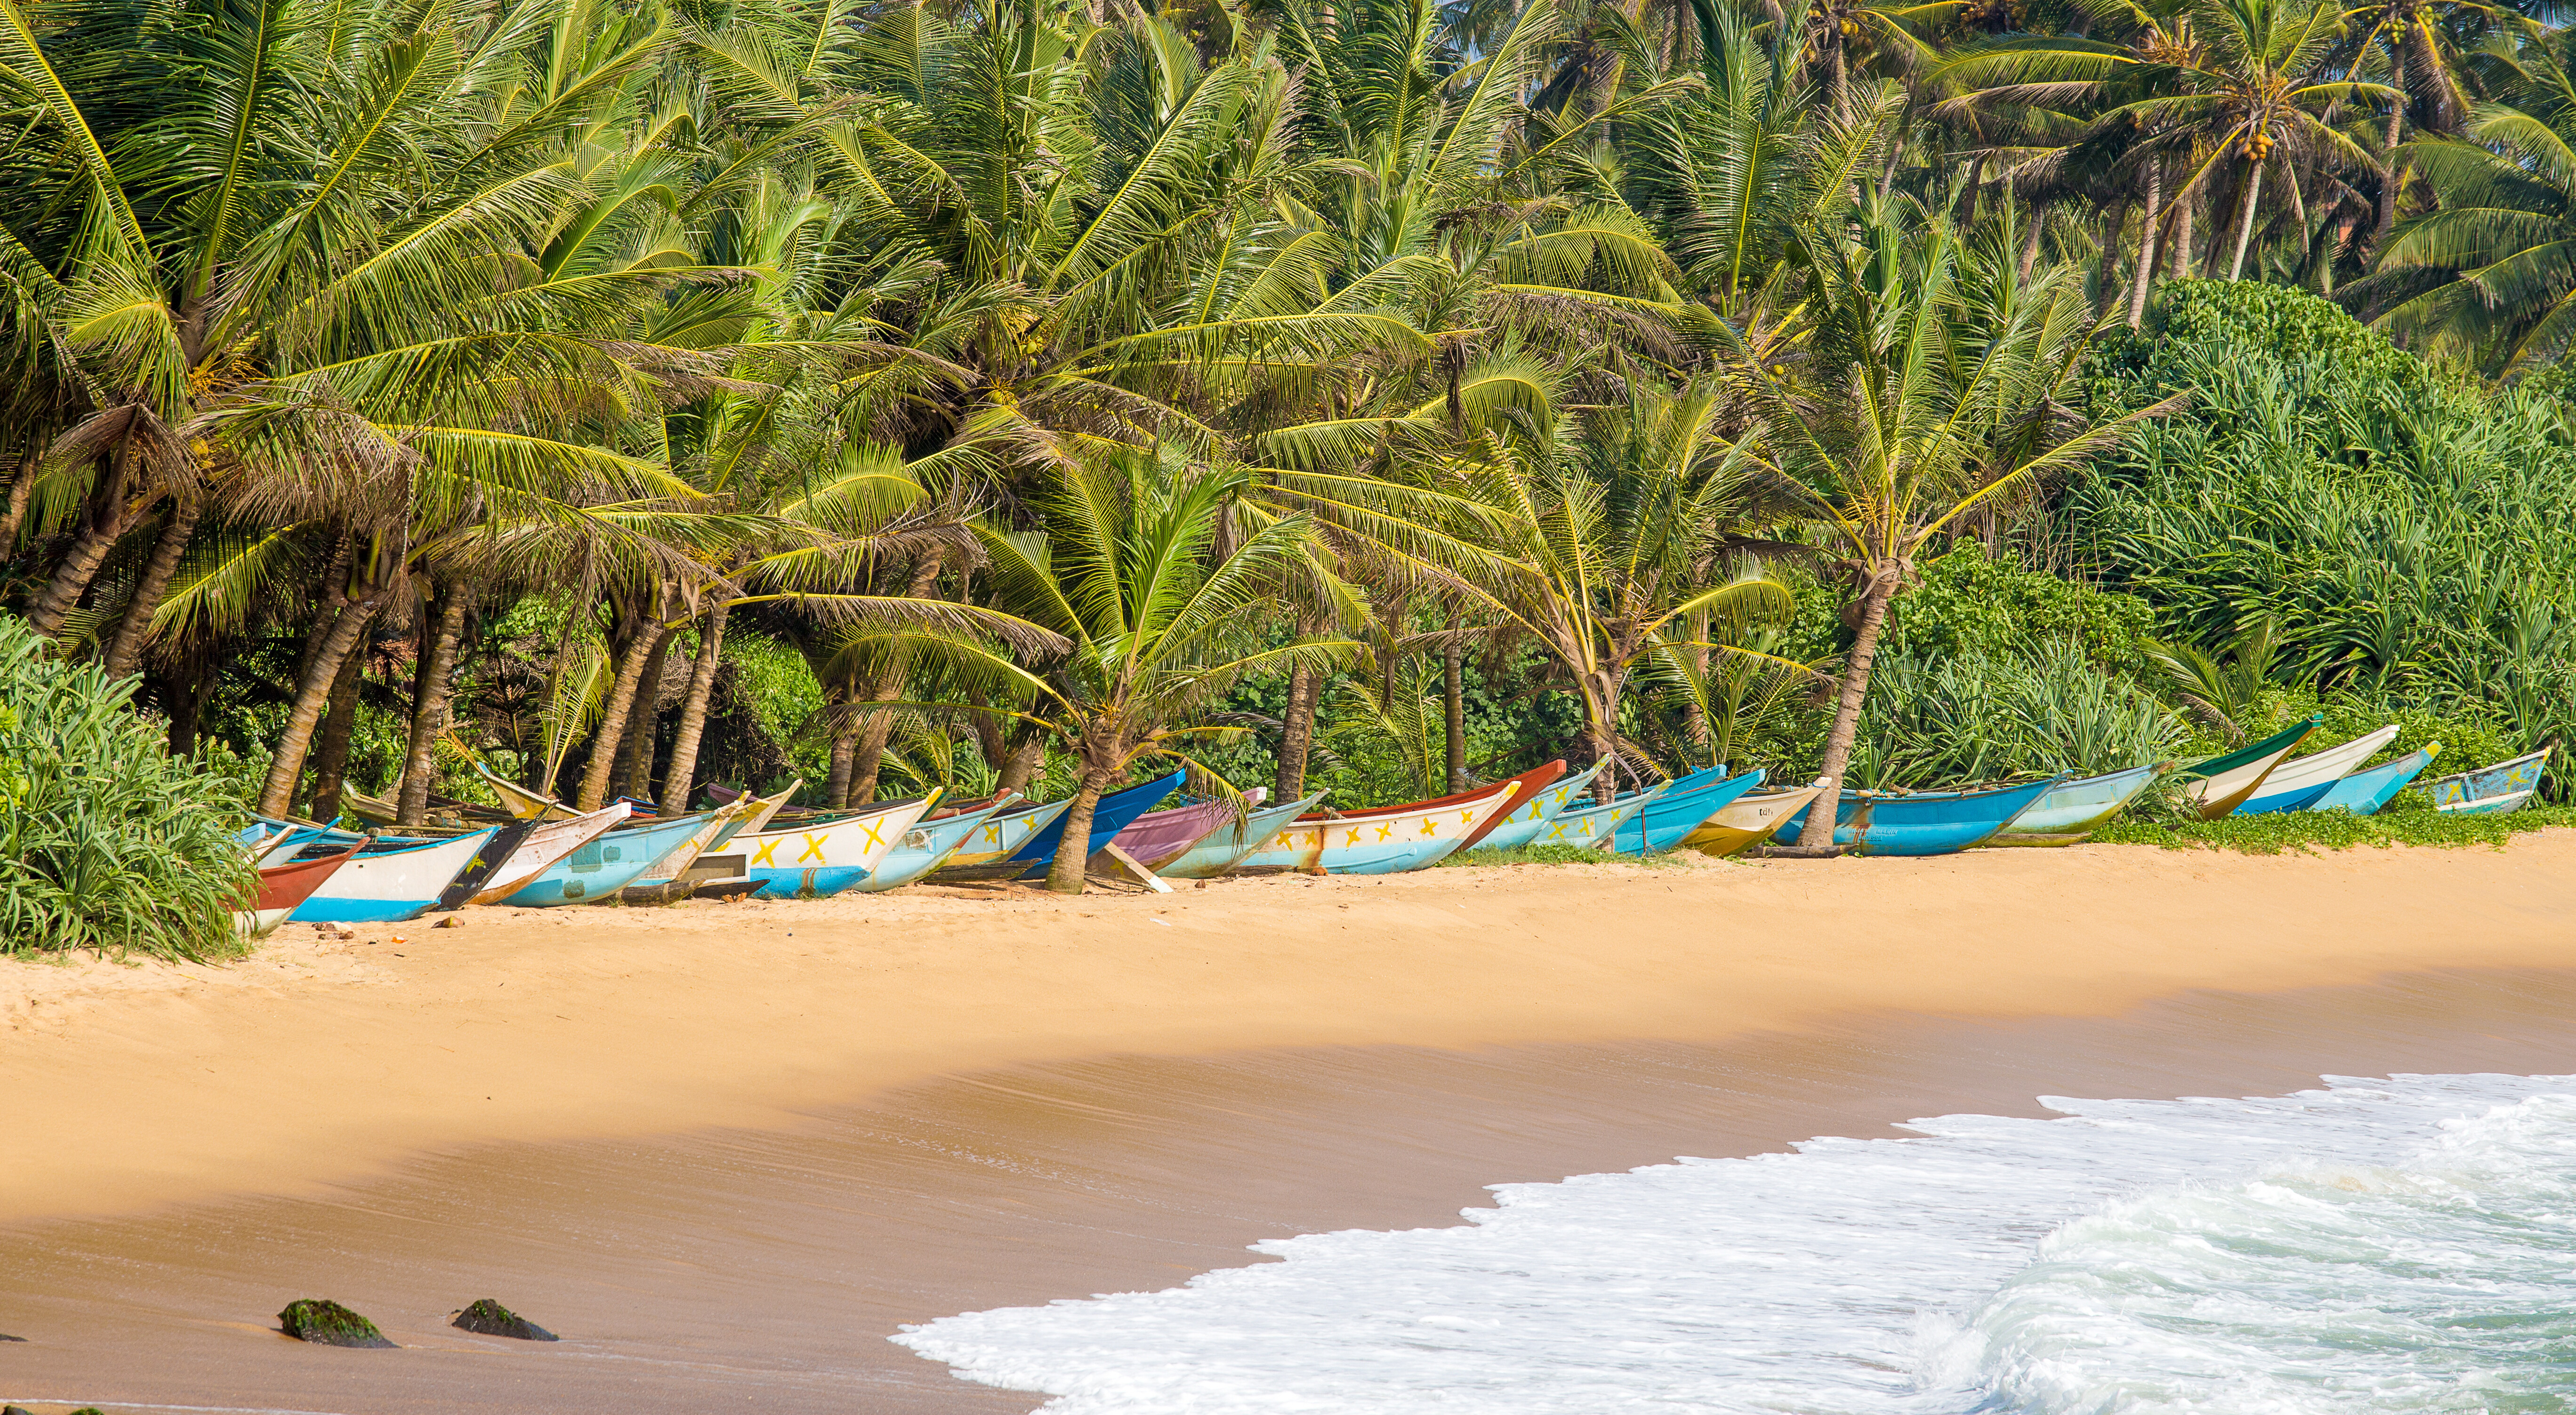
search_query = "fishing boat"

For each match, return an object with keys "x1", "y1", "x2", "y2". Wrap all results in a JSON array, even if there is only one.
[
  {"x1": 2233, "y1": 724, "x2": 2401, "y2": 815},
  {"x1": 1111, "y1": 790, "x2": 1265, "y2": 873},
  {"x1": 1781, "y1": 776, "x2": 2069, "y2": 856},
  {"x1": 2176, "y1": 716, "x2": 2321, "y2": 819},
  {"x1": 460, "y1": 803, "x2": 633, "y2": 905},
  {"x1": 239, "y1": 844, "x2": 362, "y2": 937},
  {"x1": 2424, "y1": 748, "x2": 2550, "y2": 816},
  {"x1": 1610, "y1": 768, "x2": 1763, "y2": 855},
  {"x1": 288, "y1": 827, "x2": 501, "y2": 923},
  {"x1": 985, "y1": 771, "x2": 1188, "y2": 880},
  {"x1": 1983, "y1": 762, "x2": 2173, "y2": 847},
  {"x1": 1465, "y1": 764, "x2": 1605, "y2": 853},
  {"x1": 472, "y1": 762, "x2": 584, "y2": 821},
  {"x1": 921, "y1": 798, "x2": 1075, "y2": 879},
  {"x1": 1685, "y1": 782, "x2": 1830, "y2": 857},
  {"x1": 617, "y1": 794, "x2": 773, "y2": 904},
  {"x1": 1156, "y1": 792, "x2": 1330, "y2": 879},
  {"x1": 726, "y1": 795, "x2": 941, "y2": 900},
  {"x1": 2308, "y1": 744, "x2": 2439, "y2": 815},
  {"x1": 861, "y1": 797, "x2": 1022, "y2": 892},
  {"x1": 1531, "y1": 781, "x2": 1661, "y2": 848},
  {"x1": 1228, "y1": 768, "x2": 1545, "y2": 876},
  {"x1": 500, "y1": 811, "x2": 724, "y2": 907}
]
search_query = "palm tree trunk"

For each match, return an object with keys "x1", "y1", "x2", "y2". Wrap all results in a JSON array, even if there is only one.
[
  {"x1": 395, "y1": 582, "x2": 470, "y2": 825},
  {"x1": 25, "y1": 457, "x2": 142, "y2": 639},
  {"x1": 101, "y1": 495, "x2": 202, "y2": 678},
  {"x1": 1275, "y1": 660, "x2": 1322, "y2": 798},
  {"x1": 2376, "y1": 47, "x2": 2407, "y2": 253},
  {"x1": 824, "y1": 694, "x2": 858, "y2": 807},
  {"x1": 1044, "y1": 772, "x2": 1109, "y2": 895},
  {"x1": 574, "y1": 617, "x2": 674, "y2": 810},
  {"x1": 2017, "y1": 199, "x2": 2044, "y2": 281},
  {"x1": 845, "y1": 552, "x2": 942, "y2": 805},
  {"x1": 1442, "y1": 616, "x2": 1465, "y2": 793},
  {"x1": 660, "y1": 602, "x2": 729, "y2": 814},
  {"x1": 306, "y1": 643, "x2": 367, "y2": 820},
  {"x1": 258, "y1": 594, "x2": 385, "y2": 818},
  {"x1": 164, "y1": 658, "x2": 208, "y2": 757},
  {"x1": 0, "y1": 456, "x2": 36, "y2": 552},
  {"x1": 2229, "y1": 164, "x2": 2266, "y2": 280},
  {"x1": 1791, "y1": 577, "x2": 1894, "y2": 850},
  {"x1": 2093, "y1": 200, "x2": 2128, "y2": 316},
  {"x1": 616, "y1": 630, "x2": 676, "y2": 802},
  {"x1": 2172, "y1": 191, "x2": 2196, "y2": 279},
  {"x1": 2127, "y1": 161, "x2": 2163, "y2": 328},
  {"x1": 997, "y1": 731, "x2": 1045, "y2": 798}
]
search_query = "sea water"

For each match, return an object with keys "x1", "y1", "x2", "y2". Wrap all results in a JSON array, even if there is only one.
[{"x1": 894, "y1": 1073, "x2": 2576, "y2": 1413}]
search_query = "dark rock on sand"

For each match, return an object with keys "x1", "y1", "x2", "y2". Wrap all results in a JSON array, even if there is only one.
[
  {"x1": 0, "y1": 1331, "x2": 23, "y2": 1340},
  {"x1": 278, "y1": 1298, "x2": 395, "y2": 1348},
  {"x1": 451, "y1": 1297, "x2": 558, "y2": 1341}
]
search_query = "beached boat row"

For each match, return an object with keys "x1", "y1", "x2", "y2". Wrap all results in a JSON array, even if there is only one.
[{"x1": 236, "y1": 730, "x2": 2549, "y2": 931}]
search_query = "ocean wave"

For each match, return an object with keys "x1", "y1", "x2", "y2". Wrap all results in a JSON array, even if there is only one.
[{"x1": 894, "y1": 1074, "x2": 2576, "y2": 1414}]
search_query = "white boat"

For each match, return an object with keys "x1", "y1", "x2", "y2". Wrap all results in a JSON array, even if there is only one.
[
  {"x1": 2233, "y1": 724, "x2": 2400, "y2": 815},
  {"x1": 730, "y1": 796, "x2": 941, "y2": 899},
  {"x1": 466, "y1": 802, "x2": 634, "y2": 905},
  {"x1": 289, "y1": 828, "x2": 499, "y2": 924},
  {"x1": 2178, "y1": 716, "x2": 2320, "y2": 819}
]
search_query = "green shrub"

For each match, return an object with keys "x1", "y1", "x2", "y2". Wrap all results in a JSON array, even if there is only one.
[{"x1": 0, "y1": 615, "x2": 256, "y2": 960}]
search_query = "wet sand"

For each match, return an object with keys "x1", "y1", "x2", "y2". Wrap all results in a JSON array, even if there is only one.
[{"x1": 5, "y1": 839, "x2": 2576, "y2": 1411}]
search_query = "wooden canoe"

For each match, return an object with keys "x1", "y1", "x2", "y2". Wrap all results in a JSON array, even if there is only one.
[
  {"x1": 2177, "y1": 715, "x2": 2321, "y2": 819},
  {"x1": 1231, "y1": 772, "x2": 1532, "y2": 875},
  {"x1": 1683, "y1": 782, "x2": 1827, "y2": 857},
  {"x1": 288, "y1": 828, "x2": 500, "y2": 923},
  {"x1": 1465, "y1": 763, "x2": 1604, "y2": 853},
  {"x1": 1155, "y1": 792, "x2": 1330, "y2": 879},
  {"x1": 2309, "y1": 744, "x2": 2439, "y2": 815},
  {"x1": 2234, "y1": 724, "x2": 2400, "y2": 815},
  {"x1": 1983, "y1": 762, "x2": 2172, "y2": 847},
  {"x1": 923, "y1": 799, "x2": 1075, "y2": 879},
  {"x1": 473, "y1": 762, "x2": 584, "y2": 821},
  {"x1": 238, "y1": 844, "x2": 363, "y2": 937},
  {"x1": 2425, "y1": 748, "x2": 2550, "y2": 816},
  {"x1": 1782, "y1": 776, "x2": 2068, "y2": 856},
  {"x1": 1610, "y1": 768, "x2": 1764, "y2": 855},
  {"x1": 1530, "y1": 781, "x2": 1662, "y2": 848},
  {"x1": 861, "y1": 797, "x2": 1021, "y2": 892}
]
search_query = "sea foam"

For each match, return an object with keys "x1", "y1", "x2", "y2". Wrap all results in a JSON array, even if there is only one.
[{"x1": 893, "y1": 1073, "x2": 2576, "y2": 1414}]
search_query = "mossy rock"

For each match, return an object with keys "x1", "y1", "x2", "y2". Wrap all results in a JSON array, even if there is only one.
[
  {"x1": 451, "y1": 1298, "x2": 557, "y2": 1342},
  {"x1": 279, "y1": 1298, "x2": 395, "y2": 1348}
]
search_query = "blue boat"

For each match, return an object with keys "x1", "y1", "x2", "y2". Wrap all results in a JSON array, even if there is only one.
[
  {"x1": 2308, "y1": 744, "x2": 2440, "y2": 815},
  {"x1": 1782, "y1": 776, "x2": 2068, "y2": 856},
  {"x1": 501, "y1": 811, "x2": 724, "y2": 906},
  {"x1": 860, "y1": 797, "x2": 1025, "y2": 892},
  {"x1": 289, "y1": 828, "x2": 499, "y2": 923},
  {"x1": 1610, "y1": 768, "x2": 1763, "y2": 855},
  {"x1": 1534, "y1": 781, "x2": 1666, "y2": 848},
  {"x1": 1006, "y1": 770, "x2": 1187, "y2": 876},
  {"x1": 1466, "y1": 764, "x2": 1605, "y2": 853},
  {"x1": 2424, "y1": 748, "x2": 2549, "y2": 816}
]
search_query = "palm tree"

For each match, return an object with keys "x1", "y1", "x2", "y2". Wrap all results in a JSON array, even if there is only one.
[
  {"x1": 1725, "y1": 201, "x2": 2172, "y2": 847},
  {"x1": 931, "y1": 449, "x2": 1359, "y2": 893}
]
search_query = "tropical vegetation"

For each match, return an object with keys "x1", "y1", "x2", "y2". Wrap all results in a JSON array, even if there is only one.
[{"x1": 7, "y1": 0, "x2": 2576, "y2": 951}]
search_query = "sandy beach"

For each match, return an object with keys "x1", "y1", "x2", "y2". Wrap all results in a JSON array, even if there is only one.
[{"x1": 7, "y1": 837, "x2": 2576, "y2": 1412}]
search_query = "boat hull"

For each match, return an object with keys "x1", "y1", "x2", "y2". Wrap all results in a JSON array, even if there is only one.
[
  {"x1": 1465, "y1": 764, "x2": 1603, "y2": 853},
  {"x1": 467, "y1": 804, "x2": 633, "y2": 904},
  {"x1": 862, "y1": 801, "x2": 1021, "y2": 892},
  {"x1": 1111, "y1": 796, "x2": 1246, "y2": 873},
  {"x1": 1533, "y1": 787, "x2": 1657, "y2": 848},
  {"x1": 1611, "y1": 769, "x2": 1763, "y2": 855},
  {"x1": 2180, "y1": 716, "x2": 2322, "y2": 819},
  {"x1": 2309, "y1": 746, "x2": 2439, "y2": 815},
  {"x1": 733, "y1": 798, "x2": 936, "y2": 899},
  {"x1": 289, "y1": 829, "x2": 500, "y2": 923},
  {"x1": 501, "y1": 812, "x2": 723, "y2": 907},
  {"x1": 2426, "y1": 748, "x2": 2549, "y2": 816},
  {"x1": 986, "y1": 771, "x2": 1187, "y2": 878},
  {"x1": 1784, "y1": 776, "x2": 2067, "y2": 856},
  {"x1": 1685, "y1": 785, "x2": 1826, "y2": 857},
  {"x1": 2233, "y1": 725, "x2": 2401, "y2": 816},
  {"x1": 926, "y1": 800, "x2": 1075, "y2": 879},
  {"x1": 238, "y1": 846, "x2": 360, "y2": 937},
  {"x1": 1232, "y1": 778, "x2": 1522, "y2": 875},
  {"x1": 1155, "y1": 793, "x2": 1330, "y2": 878},
  {"x1": 1985, "y1": 763, "x2": 2167, "y2": 846}
]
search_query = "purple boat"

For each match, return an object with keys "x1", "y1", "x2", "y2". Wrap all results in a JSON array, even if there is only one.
[{"x1": 1111, "y1": 790, "x2": 1264, "y2": 872}]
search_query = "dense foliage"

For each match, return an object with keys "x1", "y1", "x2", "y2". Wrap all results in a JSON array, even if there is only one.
[{"x1": 0, "y1": 615, "x2": 255, "y2": 959}]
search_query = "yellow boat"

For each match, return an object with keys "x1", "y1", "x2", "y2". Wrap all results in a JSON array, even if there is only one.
[{"x1": 1683, "y1": 780, "x2": 1828, "y2": 857}]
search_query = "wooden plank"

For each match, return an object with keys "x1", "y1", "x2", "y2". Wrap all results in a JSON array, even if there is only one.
[{"x1": 1094, "y1": 842, "x2": 1174, "y2": 893}]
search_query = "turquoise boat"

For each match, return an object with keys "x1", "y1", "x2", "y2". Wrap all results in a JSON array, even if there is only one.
[
  {"x1": 1984, "y1": 762, "x2": 2171, "y2": 847},
  {"x1": 1466, "y1": 764, "x2": 1604, "y2": 853},
  {"x1": 2309, "y1": 744, "x2": 2440, "y2": 815},
  {"x1": 1006, "y1": 770, "x2": 1187, "y2": 876},
  {"x1": 2424, "y1": 748, "x2": 2549, "y2": 816},
  {"x1": 502, "y1": 811, "x2": 722, "y2": 906},
  {"x1": 1530, "y1": 782, "x2": 1663, "y2": 848},
  {"x1": 1157, "y1": 791, "x2": 1330, "y2": 879},
  {"x1": 861, "y1": 797, "x2": 1022, "y2": 892},
  {"x1": 925, "y1": 797, "x2": 1076, "y2": 879},
  {"x1": 1782, "y1": 775, "x2": 2069, "y2": 856},
  {"x1": 1610, "y1": 768, "x2": 1764, "y2": 854},
  {"x1": 1230, "y1": 768, "x2": 1545, "y2": 875}
]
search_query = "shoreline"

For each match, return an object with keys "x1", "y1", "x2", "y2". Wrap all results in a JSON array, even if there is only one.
[{"x1": 8, "y1": 835, "x2": 2576, "y2": 1223}]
